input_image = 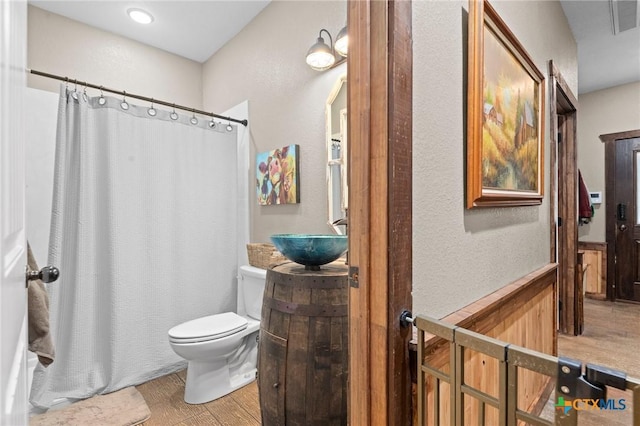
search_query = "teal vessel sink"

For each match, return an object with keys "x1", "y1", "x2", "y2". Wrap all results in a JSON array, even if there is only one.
[{"x1": 270, "y1": 234, "x2": 348, "y2": 270}]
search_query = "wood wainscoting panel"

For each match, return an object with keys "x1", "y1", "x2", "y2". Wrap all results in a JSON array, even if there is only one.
[
  {"x1": 411, "y1": 263, "x2": 557, "y2": 425},
  {"x1": 578, "y1": 241, "x2": 607, "y2": 299}
]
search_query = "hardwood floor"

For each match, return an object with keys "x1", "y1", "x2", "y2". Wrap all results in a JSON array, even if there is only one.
[
  {"x1": 539, "y1": 298, "x2": 640, "y2": 425},
  {"x1": 136, "y1": 369, "x2": 261, "y2": 425},
  {"x1": 135, "y1": 299, "x2": 639, "y2": 425},
  {"x1": 558, "y1": 298, "x2": 640, "y2": 377}
]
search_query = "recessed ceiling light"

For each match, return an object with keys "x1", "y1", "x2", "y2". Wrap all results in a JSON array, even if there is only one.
[{"x1": 127, "y1": 8, "x2": 154, "y2": 25}]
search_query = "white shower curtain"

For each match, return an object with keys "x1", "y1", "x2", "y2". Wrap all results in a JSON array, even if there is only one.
[{"x1": 30, "y1": 86, "x2": 240, "y2": 409}]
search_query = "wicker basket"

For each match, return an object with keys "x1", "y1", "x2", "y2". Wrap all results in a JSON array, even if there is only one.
[{"x1": 246, "y1": 243, "x2": 288, "y2": 269}]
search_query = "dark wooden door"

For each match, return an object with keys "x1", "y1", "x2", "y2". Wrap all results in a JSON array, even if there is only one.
[{"x1": 612, "y1": 136, "x2": 640, "y2": 302}]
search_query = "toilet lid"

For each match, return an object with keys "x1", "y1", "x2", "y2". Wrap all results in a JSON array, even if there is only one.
[{"x1": 168, "y1": 312, "x2": 248, "y2": 343}]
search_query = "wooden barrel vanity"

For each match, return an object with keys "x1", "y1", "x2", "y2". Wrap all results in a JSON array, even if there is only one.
[{"x1": 257, "y1": 260, "x2": 348, "y2": 426}]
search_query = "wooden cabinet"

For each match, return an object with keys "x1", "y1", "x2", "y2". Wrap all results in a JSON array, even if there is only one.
[{"x1": 578, "y1": 241, "x2": 607, "y2": 299}]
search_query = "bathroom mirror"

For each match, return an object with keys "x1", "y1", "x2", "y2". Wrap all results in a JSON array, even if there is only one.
[{"x1": 326, "y1": 74, "x2": 348, "y2": 234}]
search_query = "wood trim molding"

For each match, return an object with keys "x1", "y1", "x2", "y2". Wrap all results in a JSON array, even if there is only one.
[
  {"x1": 550, "y1": 62, "x2": 578, "y2": 109},
  {"x1": 348, "y1": 0, "x2": 413, "y2": 424},
  {"x1": 548, "y1": 62, "x2": 558, "y2": 264},
  {"x1": 387, "y1": 1, "x2": 413, "y2": 424},
  {"x1": 548, "y1": 60, "x2": 579, "y2": 335},
  {"x1": 604, "y1": 140, "x2": 615, "y2": 300},
  {"x1": 600, "y1": 129, "x2": 640, "y2": 144},
  {"x1": 578, "y1": 241, "x2": 607, "y2": 251},
  {"x1": 347, "y1": 0, "x2": 372, "y2": 422},
  {"x1": 548, "y1": 60, "x2": 578, "y2": 264}
]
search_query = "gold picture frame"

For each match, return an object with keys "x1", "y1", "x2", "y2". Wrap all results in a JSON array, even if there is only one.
[{"x1": 467, "y1": 0, "x2": 545, "y2": 208}]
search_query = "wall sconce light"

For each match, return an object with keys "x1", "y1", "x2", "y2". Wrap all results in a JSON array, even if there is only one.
[
  {"x1": 306, "y1": 27, "x2": 348, "y2": 71},
  {"x1": 306, "y1": 29, "x2": 336, "y2": 71},
  {"x1": 335, "y1": 26, "x2": 348, "y2": 57}
]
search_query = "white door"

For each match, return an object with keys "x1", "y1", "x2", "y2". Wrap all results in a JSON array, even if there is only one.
[{"x1": 1, "y1": 0, "x2": 29, "y2": 425}]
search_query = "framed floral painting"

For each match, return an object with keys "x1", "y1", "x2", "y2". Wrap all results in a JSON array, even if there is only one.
[{"x1": 256, "y1": 144, "x2": 300, "y2": 205}]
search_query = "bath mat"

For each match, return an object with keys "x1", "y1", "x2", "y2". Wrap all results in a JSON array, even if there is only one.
[{"x1": 30, "y1": 387, "x2": 151, "y2": 426}]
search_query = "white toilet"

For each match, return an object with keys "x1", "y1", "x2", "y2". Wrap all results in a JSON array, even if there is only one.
[{"x1": 168, "y1": 265, "x2": 267, "y2": 404}]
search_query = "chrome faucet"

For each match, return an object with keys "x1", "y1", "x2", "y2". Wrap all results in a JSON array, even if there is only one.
[{"x1": 331, "y1": 212, "x2": 348, "y2": 265}]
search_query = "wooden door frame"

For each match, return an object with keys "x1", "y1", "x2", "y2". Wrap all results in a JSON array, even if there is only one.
[
  {"x1": 348, "y1": 0, "x2": 413, "y2": 424},
  {"x1": 548, "y1": 61, "x2": 579, "y2": 335},
  {"x1": 602, "y1": 129, "x2": 640, "y2": 301}
]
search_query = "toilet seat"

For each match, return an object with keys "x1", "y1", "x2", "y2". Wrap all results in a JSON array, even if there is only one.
[{"x1": 168, "y1": 312, "x2": 248, "y2": 344}]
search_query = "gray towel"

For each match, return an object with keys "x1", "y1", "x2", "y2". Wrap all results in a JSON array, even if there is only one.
[{"x1": 27, "y1": 242, "x2": 55, "y2": 367}]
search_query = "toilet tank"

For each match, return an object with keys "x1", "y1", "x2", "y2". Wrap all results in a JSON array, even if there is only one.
[{"x1": 238, "y1": 265, "x2": 267, "y2": 320}]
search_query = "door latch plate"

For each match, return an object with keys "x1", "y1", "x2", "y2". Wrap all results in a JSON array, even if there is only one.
[{"x1": 348, "y1": 266, "x2": 359, "y2": 288}]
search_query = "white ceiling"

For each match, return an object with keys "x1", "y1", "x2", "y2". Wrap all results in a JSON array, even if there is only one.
[
  {"x1": 28, "y1": 1, "x2": 640, "y2": 95},
  {"x1": 560, "y1": 0, "x2": 640, "y2": 94},
  {"x1": 28, "y1": 1, "x2": 271, "y2": 63}
]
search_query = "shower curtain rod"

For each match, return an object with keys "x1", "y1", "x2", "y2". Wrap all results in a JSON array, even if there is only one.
[{"x1": 27, "y1": 68, "x2": 248, "y2": 127}]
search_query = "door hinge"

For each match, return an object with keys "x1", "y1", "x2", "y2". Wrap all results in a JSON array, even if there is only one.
[
  {"x1": 558, "y1": 217, "x2": 563, "y2": 227},
  {"x1": 348, "y1": 266, "x2": 359, "y2": 288}
]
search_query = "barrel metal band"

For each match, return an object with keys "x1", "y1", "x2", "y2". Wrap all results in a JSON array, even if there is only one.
[
  {"x1": 264, "y1": 297, "x2": 348, "y2": 317},
  {"x1": 267, "y1": 274, "x2": 347, "y2": 289}
]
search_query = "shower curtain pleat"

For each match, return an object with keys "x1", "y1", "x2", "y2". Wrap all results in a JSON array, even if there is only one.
[{"x1": 30, "y1": 86, "x2": 239, "y2": 409}]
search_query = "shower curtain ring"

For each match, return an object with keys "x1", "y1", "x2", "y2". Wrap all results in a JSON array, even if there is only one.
[
  {"x1": 71, "y1": 81, "x2": 79, "y2": 100},
  {"x1": 98, "y1": 86, "x2": 106, "y2": 105},
  {"x1": 190, "y1": 108, "x2": 198, "y2": 125},
  {"x1": 208, "y1": 114, "x2": 216, "y2": 129},
  {"x1": 147, "y1": 98, "x2": 157, "y2": 116},
  {"x1": 120, "y1": 91, "x2": 129, "y2": 110},
  {"x1": 170, "y1": 104, "x2": 178, "y2": 120},
  {"x1": 82, "y1": 85, "x2": 88, "y2": 102},
  {"x1": 226, "y1": 117, "x2": 233, "y2": 132}
]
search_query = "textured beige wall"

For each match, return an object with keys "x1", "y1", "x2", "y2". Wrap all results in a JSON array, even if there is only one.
[
  {"x1": 27, "y1": 1, "x2": 581, "y2": 319},
  {"x1": 412, "y1": 0, "x2": 577, "y2": 318},
  {"x1": 577, "y1": 82, "x2": 640, "y2": 243},
  {"x1": 28, "y1": 1, "x2": 346, "y2": 245},
  {"x1": 27, "y1": 5, "x2": 202, "y2": 108},
  {"x1": 202, "y1": 1, "x2": 347, "y2": 242}
]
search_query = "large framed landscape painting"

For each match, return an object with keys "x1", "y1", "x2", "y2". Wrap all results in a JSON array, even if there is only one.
[{"x1": 467, "y1": 0, "x2": 545, "y2": 208}]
